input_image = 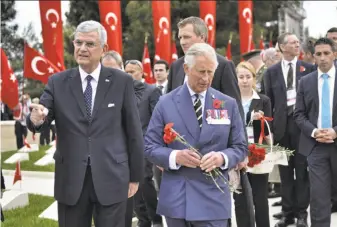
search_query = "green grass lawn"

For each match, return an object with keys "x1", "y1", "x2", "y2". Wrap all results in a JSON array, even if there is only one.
[
  {"x1": 1, "y1": 146, "x2": 55, "y2": 172},
  {"x1": 2, "y1": 194, "x2": 57, "y2": 227}
]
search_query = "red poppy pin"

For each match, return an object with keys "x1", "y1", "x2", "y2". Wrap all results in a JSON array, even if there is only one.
[
  {"x1": 213, "y1": 99, "x2": 225, "y2": 109},
  {"x1": 300, "y1": 66, "x2": 306, "y2": 72}
]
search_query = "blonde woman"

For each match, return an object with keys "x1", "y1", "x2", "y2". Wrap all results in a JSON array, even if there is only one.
[{"x1": 236, "y1": 61, "x2": 272, "y2": 227}]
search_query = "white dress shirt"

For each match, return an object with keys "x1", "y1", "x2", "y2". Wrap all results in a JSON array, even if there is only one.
[
  {"x1": 311, "y1": 65, "x2": 336, "y2": 137},
  {"x1": 79, "y1": 64, "x2": 101, "y2": 112},
  {"x1": 156, "y1": 80, "x2": 168, "y2": 94},
  {"x1": 282, "y1": 57, "x2": 297, "y2": 89},
  {"x1": 169, "y1": 83, "x2": 229, "y2": 170}
]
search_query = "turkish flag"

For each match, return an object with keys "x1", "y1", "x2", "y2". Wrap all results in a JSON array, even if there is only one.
[
  {"x1": 239, "y1": 0, "x2": 253, "y2": 54},
  {"x1": 13, "y1": 160, "x2": 22, "y2": 185},
  {"x1": 200, "y1": 1, "x2": 216, "y2": 48},
  {"x1": 98, "y1": 0, "x2": 123, "y2": 55},
  {"x1": 39, "y1": 0, "x2": 65, "y2": 71},
  {"x1": 24, "y1": 43, "x2": 60, "y2": 84},
  {"x1": 171, "y1": 39, "x2": 178, "y2": 63},
  {"x1": 152, "y1": 1, "x2": 171, "y2": 63},
  {"x1": 142, "y1": 41, "x2": 155, "y2": 84},
  {"x1": 1, "y1": 48, "x2": 19, "y2": 110},
  {"x1": 154, "y1": 31, "x2": 162, "y2": 63},
  {"x1": 226, "y1": 33, "x2": 232, "y2": 60}
]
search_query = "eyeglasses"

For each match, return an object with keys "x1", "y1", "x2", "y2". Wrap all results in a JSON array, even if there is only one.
[
  {"x1": 125, "y1": 60, "x2": 143, "y2": 70},
  {"x1": 73, "y1": 40, "x2": 99, "y2": 49}
]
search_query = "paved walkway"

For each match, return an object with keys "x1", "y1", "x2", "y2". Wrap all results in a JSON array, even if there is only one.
[{"x1": 3, "y1": 171, "x2": 337, "y2": 226}]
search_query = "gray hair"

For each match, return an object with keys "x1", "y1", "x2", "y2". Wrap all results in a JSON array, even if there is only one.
[
  {"x1": 178, "y1": 17, "x2": 208, "y2": 42},
  {"x1": 102, "y1": 50, "x2": 124, "y2": 70},
  {"x1": 184, "y1": 43, "x2": 218, "y2": 69},
  {"x1": 263, "y1": 48, "x2": 277, "y2": 60},
  {"x1": 74, "y1": 20, "x2": 107, "y2": 48}
]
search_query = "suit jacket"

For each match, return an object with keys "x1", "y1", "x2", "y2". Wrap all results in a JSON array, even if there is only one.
[
  {"x1": 167, "y1": 54, "x2": 244, "y2": 120},
  {"x1": 133, "y1": 79, "x2": 145, "y2": 106},
  {"x1": 263, "y1": 60, "x2": 316, "y2": 142},
  {"x1": 294, "y1": 70, "x2": 337, "y2": 156},
  {"x1": 144, "y1": 84, "x2": 247, "y2": 221},
  {"x1": 26, "y1": 66, "x2": 144, "y2": 206},
  {"x1": 138, "y1": 83, "x2": 161, "y2": 178},
  {"x1": 246, "y1": 94, "x2": 272, "y2": 143},
  {"x1": 138, "y1": 83, "x2": 161, "y2": 135}
]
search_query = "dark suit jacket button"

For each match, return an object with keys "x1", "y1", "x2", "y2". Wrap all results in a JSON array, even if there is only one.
[{"x1": 88, "y1": 137, "x2": 91, "y2": 142}]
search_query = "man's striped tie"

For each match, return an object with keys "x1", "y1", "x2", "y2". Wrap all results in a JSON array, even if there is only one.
[{"x1": 194, "y1": 94, "x2": 202, "y2": 129}]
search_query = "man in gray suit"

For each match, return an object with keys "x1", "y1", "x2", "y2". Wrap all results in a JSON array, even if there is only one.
[
  {"x1": 145, "y1": 43, "x2": 247, "y2": 227},
  {"x1": 125, "y1": 60, "x2": 163, "y2": 227},
  {"x1": 27, "y1": 21, "x2": 144, "y2": 227}
]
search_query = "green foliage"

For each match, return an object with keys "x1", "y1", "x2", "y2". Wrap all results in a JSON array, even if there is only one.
[
  {"x1": 3, "y1": 194, "x2": 57, "y2": 227},
  {"x1": 1, "y1": 146, "x2": 55, "y2": 172}
]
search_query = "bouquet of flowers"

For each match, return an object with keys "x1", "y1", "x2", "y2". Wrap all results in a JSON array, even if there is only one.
[
  {"x1": 163, "y1": 123, "x2": 240, "y2": 194},
  {"x1": 246, "y1": 116, "x2": 294, "y2": 174}
]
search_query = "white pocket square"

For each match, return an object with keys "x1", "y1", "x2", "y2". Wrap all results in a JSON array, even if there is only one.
[{"x1": 108, "y1": 103, "x2": 115, "y2": 108}]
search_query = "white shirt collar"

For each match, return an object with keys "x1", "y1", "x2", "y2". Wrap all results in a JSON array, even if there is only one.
[
  {"x1": 317, "y1": 65, "x2": 336, "y2": 79},
  {"x1": 252, "y1": 89, "x2": 260, "y2": 100},
  {"x1": 156, "y1": 80, "x2": 168, "y2": 88},
  {"x1": 79, "y1": 63, "x2": 101, "y2": 83},
  {"x1": 186, "y1": 83, "x2": 207, "y2": 99},
  {"x1": 282, "y1": 57, "x2": 297, "y2": 67}
]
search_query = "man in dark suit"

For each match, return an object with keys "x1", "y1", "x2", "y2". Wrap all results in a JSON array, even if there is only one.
[
  {"x1": 153, "y1": 59, "x2": 170, "y2": 192},
  {"x1": 27, "y1": 20, "x2": 144, "y2": 227},
  {"x1": 263, "y1": 32, "x2": 316, "y2": 227},
  {"x1": 294, "y1": 37, "x2": 337, "y2": 227},
  {"x1": 167, "y1": 16, "x2": 254, "y2": 227},
  {"x1": 125, "y1": 60, "x2": 163, "y2": 227},
  {"x1": 326, "y1": 27, "x2": 337, "y2": 213}
]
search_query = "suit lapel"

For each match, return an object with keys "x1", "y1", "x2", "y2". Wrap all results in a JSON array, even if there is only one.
[
  {"x1": 312, "y1": 72, "x2": 319, "y2": 120},
  {"x1": 277, "y1": 63, "x2": 287, "y2": 93},
  {"x1": 174, "y1": 84, "x2": 200, "y2": 140},
  {"x1": 249, "y1": 99, "x2": 259, "y2": 113},
  {"x1": 91, "y1": 67, "x2": 114, "y2": 120},
  {"x1": 333, "y1": 70, "x2": 337, "y2": 123},
  {"x1": 296, "y1": 61, "x2": 302, "y2": 89},
  {"x1": 70, "y1": 68, "x2": 87, "y2": 118},
  {"x1": 198, "y1": 90, "x2": 215, "y2": 148},
  {"x1": 177, "y1": 59, "x2": 185, "y2": 86}
]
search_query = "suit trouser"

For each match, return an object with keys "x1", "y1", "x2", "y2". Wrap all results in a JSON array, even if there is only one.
[
  {"x1": 40, "y1": 125, "x2": 51, "y2": 145},
  {"x1": 14, "y1": 121, "x2": 27, "y2": 149},
  {"x1": 307, "y1": 143, "x2": 337, "y2": 227},
  {"x1": 51, "y1": 125, "x2": 57, "y2": 141},
  {"x1": 233, "y1": 170, "x2": 255, "y2": 227},
  {"x1": 58, "y1": 166, "x2": 127, "y2": 227},
  {"x1": 166, "y1": 217, "x2": 228, "y2": 227},
  {"x1": 153, "y1": 165, "x2": 162, "y2": 192},
  {"x1": 134, "y1": 176, "x2": 162, "y2": 227},
  {"x1": 125, "y1": 197, "x2": 134, "y2": 227},
  {"x1": 277, "y1": 115, "x2": 310, "y2": 219},
  {"x1": 247, "y1": 173, "x2": 270, "y2": 227}
]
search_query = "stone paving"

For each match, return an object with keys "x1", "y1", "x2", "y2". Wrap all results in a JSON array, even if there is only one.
[{"x1": 3, "y1": 171, "x2": 337, "y2": 227}]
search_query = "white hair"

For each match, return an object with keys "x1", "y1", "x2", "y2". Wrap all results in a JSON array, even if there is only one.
[
  {"x1": 263, "y1": 48, "x2": 277, "y2": 60},
  {"x1": 102, "y1": 50, "x2": 124, "y2": 70},
  {"x1": 74, "y1": 20, "x2": 107, "y2": 48},
  {"x1": 184, "y1": 43, "x2": 218, "y2": 69}
]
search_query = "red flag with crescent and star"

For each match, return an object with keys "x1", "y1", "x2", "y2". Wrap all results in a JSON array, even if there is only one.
[
  {"x1": 98, "y1": 0, "x2": 123, "y2": 55},
  {"x1": 239, "y1": 0, "x2": 253, "y2": 54},
  {"x1": 0, "y1": 48, "x2": 19, "y2": 110},
  {"x1": 13, "y1": 160, "x2": 22, "y2": 185},
  {"x1": 23, "y1": 43, "x2": 60, "y2": 84},
  {"x1": 200, "y1": 1, "x2": 216, "y2": 48},
  {"x1": 39, "y1": 0, "x2": 65, "y2": 71},
  {"x1": 142, "y1": 36, "x2": 156, "y2": 84},
  {"x1": 152, "y1": 1, "x2": 171, "y2": 63}
]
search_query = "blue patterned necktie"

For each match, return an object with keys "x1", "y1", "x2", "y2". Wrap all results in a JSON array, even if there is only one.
[
  {"x1": 84, "y1": 75, "x2": 93, "y2": 120},
  {"x1": 321, "y1": 73, "x2": 331, "y2": 128}
]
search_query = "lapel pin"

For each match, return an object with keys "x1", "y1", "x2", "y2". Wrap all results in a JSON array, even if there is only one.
[
  {"x1": 211, "y1": 94, "x2": 215, "y2": 99},
  {"x1": 105, "y1": 79, "x2": 110, "y2": 82}
]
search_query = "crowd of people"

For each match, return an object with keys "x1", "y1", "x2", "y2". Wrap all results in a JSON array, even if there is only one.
[{"x1": 1, "y1": 16, "x2": 336, "y2": 227}]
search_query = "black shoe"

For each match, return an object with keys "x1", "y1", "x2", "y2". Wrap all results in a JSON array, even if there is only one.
[
  {"x1": 272, "y1": 200, "x2": 282, "y2": 207},
  {"x1": 331, "y1": 204, "x2": 337, "y2": 213},
  {"x1": 296, "y1": 217, "x2": 308, "y2": 227},
  {"x1": 273, "y1": 211, "x2": 283, "y2": 220},
  {"x1": 274, "y1": 217, "x2": 295, "y2": 227},
  {"x1": 269, "y1": 191, "x2": 281, "y2": 198}
]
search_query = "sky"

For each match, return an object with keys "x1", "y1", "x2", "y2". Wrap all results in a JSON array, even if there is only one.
[{"x1": 12, "y1": 1, "x2": 337, "y2": 42}]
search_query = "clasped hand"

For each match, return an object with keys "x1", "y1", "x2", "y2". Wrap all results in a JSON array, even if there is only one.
[
  {"x1": 315, "y1": 128, "x2": 337, "y2": 143},
  {"x1": 176, "y1": 149, "x2": 224, "y2": 172},
  {"x1": 29, "y1": 103, "x2": 46, "y2": 126}
]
